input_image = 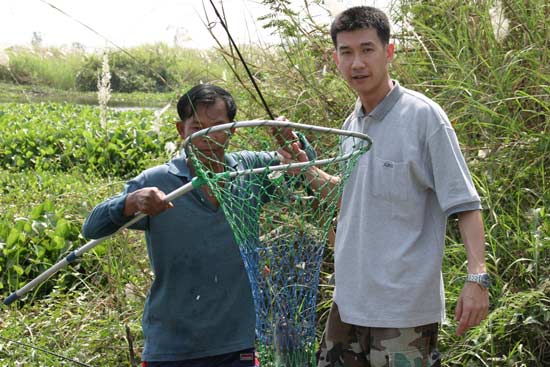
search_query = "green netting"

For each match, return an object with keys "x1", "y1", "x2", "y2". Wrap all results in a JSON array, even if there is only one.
[{"x1": 183, "y1": 120, "x2": 370, "y2": 367}]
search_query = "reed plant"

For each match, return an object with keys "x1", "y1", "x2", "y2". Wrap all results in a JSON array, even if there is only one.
[{"x1": 97, "y1": 52, "x2": 112, "y2": 129}]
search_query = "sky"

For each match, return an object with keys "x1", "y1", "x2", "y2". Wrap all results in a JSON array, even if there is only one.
[{"x1": 0, "y1": 0, "x2": 391, "y2": 51}]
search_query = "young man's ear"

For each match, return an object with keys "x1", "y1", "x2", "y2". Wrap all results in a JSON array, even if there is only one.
[
  {"x1": 333, "y1": 49, "x2": 340, "y2": 67},
  {"x1": 386, "y1": 43, "x2": 395, "y2": 63}
]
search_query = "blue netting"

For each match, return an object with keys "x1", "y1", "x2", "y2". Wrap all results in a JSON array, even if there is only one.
[{"x1": 242, "y1": 226, "x2": 324, "y2": 350}]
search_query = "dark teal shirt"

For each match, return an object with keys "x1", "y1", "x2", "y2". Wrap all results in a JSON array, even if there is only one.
[{"x1": 82, "y1": 150, "x2": 278, "y2": 361}]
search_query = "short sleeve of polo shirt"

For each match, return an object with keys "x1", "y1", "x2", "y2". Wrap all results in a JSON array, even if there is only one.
[{"x1": 426, "y1": 108, "x2": 481, "y2": 215}]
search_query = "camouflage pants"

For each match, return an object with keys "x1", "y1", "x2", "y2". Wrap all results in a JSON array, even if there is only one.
[{"x1": 317, "y1": 303, "x2": 441, "y2": 367}]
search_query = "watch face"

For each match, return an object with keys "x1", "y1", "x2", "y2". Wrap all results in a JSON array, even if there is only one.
[{"x1": 480, "y1": 274, "x2": 491, "y2": 288}]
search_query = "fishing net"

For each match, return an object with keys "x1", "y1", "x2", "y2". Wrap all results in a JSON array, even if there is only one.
[{"x1": 183, "y1": 120, "x2": 370, "y2": 366}]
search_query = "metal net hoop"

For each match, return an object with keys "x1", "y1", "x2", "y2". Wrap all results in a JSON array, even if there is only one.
[{"x1": 183, "y1": 120, "x2": 371, "y2": 366}]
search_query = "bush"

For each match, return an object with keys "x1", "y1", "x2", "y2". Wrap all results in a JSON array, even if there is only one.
[
  {"x1": 6, "y1": 47, "x2": 83, "y2": 89},
  {"x1": 0, "y1": 65, "x2": 13, "y2": 82},
  {"x1": 74, "y1": 44, "x2": 227, "y2": 93},
  {"x1": 0, "y1": 198, "x2": 82, "y2": 298}
]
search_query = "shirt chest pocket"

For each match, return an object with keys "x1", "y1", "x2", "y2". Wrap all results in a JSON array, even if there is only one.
[{"x1": 371, "y1": 157, "x2": 409, "y2": 202}]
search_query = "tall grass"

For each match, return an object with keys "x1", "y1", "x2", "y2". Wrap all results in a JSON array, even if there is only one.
[
  {"x1": 5, "y1": 47, "x2": 84, "y2": 90},
  {"x1": 1, "y1": 44, "x2": 230, "y2": 94}
]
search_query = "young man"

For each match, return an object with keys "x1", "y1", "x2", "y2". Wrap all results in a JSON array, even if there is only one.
[
  {"x1": 82, "y1": 84, "x2": 304, "y2": 366},
  {"x1": 279, "y1": 6, "x2": 489, "y2": 366}
]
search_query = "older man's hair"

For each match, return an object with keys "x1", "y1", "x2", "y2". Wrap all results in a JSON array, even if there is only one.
[{"x1": 177, "y1": 84, "x2": 237, "y2": 121}]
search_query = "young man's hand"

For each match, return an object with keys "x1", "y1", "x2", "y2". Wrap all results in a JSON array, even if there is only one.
[
  {"x1": 454, "y1": 282, "x2": 489, "y2": 336},
  {"x1": 124, "y1": 187, "x2": 174, "y2": 217}
]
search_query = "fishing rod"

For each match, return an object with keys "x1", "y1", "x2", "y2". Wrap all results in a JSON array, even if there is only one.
[
  {"x1": 208, "y1": 0, "x2": 275, "y2": 120},
  {"x1": 207, "y1": 0, "x2": 298, "y2": 148}
]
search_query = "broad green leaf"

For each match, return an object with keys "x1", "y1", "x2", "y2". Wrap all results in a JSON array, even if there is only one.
[
  {"x1": 6, "y1": 228, "x2": 20, "y2": 248},
  {"x1": 12, "y1": 264, "x2": 24, "y2": 276}
]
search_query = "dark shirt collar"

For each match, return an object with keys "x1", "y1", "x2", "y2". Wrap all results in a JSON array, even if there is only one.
[{"x1": 355, "y1": 80, "x2": 403, "y2": 121}]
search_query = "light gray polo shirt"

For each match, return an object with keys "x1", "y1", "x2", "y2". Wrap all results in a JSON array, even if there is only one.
[{"x1": 335, "y1": 80, "x2": 481, "y2": 328}]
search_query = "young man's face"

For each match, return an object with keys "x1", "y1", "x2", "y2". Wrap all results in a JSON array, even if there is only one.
[
  {"x1": 177, "y1": 98, "x2": 232, "y2": 156},
  {"x1": 333, "y1": 27, "x2": 394, "y2": 102}
]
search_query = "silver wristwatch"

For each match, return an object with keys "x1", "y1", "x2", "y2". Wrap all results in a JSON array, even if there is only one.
[{"x1": 466, "y1": 273, "x2": 491, "y2": 289}]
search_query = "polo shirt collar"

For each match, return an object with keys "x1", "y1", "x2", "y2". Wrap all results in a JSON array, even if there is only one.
[
  {"x1": 167, "y1": 149, "x2": 239, "y2": 178},
  {"x1": 167, "y1": 150, "x2": 191, "y2": 178},
  {"x1": 355, "y1": 80, "x2": 403, "y2": 121}
]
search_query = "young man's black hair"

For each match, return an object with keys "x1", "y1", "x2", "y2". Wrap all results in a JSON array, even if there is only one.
[{"x1": 330, "y1": 6, "x2": 391, "y2": 46}]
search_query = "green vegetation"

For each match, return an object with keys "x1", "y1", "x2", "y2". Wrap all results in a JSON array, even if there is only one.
[
  {"x1": 0, "y1": 82, "x2": 174, "y2": 107},
  {"x1": 0, "y1": 0, "x2": 548, "y2": 366},
  {"x1": 1, "y1": 44, "x2": 227, "y2": 94},
  {"x1": 3, "y1": 47, "x2": 84, "y2": 90},
  {"x1": 0, "y1": 103, "x2": 176, "y2": 176}
]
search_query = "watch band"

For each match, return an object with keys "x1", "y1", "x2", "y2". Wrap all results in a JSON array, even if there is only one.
[{"x1": 466, "y1": 272, "x2": 490, "y2": 288}]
